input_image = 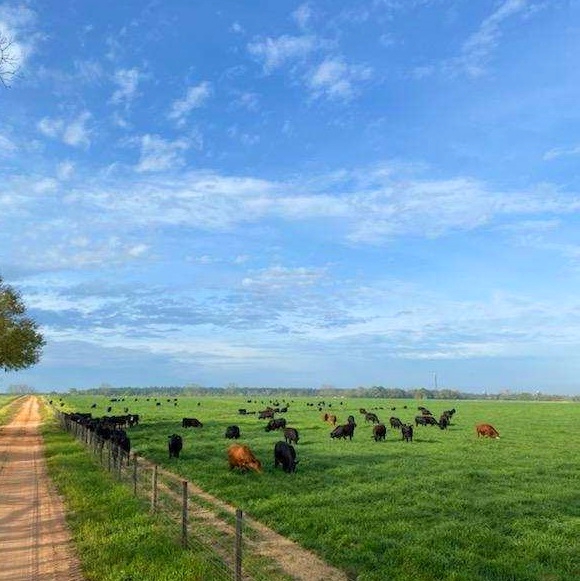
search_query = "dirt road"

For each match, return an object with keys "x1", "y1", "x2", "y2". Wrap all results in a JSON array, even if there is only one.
[{"x1": 0, "y1": 396, "x2": 84, "y2": 580}]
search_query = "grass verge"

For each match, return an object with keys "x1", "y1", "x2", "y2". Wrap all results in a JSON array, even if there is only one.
[{"x1": 41, "y1": 409, "x2": 229, "y2": 581}]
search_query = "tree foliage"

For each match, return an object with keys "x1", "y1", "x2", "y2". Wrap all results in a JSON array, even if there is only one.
[{"x1": 0, "y1": 276, "x2": 45, "y2": 372}]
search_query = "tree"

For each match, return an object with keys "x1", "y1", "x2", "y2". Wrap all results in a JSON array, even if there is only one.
[
  {"x1": 0, "y1": 33, "x2": 19, "y2": 88},
  {"x1": 0, "y1": 276, "x2": 45, "y2": 372}
]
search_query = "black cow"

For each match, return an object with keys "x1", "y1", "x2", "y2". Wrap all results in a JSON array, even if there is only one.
[
  {"x1": 225, "y1": 425, "x2": 241, "y2": 439},
  {"x1": 415, "y1": 415, "x2": 439, "y2": 427},
  {"x1": 389, "y1": 416, "x2": 403, "y2": 429},
  {"x1": 265, "y1": 418, "x2": 286, "y2": 432},
  {"x1": 283, "y1": 427, "x2": 299, "y2": 445},
  {"x1": 182, "y1": 417, "x2": 203, "y2": 428},
  {"x1": 401, "y1": 424, "x2": 413, "y2": 442},
  {"x1": 331, "y1": 423, "x2": 355, "y2": 440},
  {"x1": 373, "y1": 424, "x2": 387, "y2": 441},
  {"x1": 438, "y1": 415, "x2": 449, "y2": 430},
  {"x1": 274, "y1": 441, "x2": 298, "y2": 473},
  {"x1": 365, "y1": 412, "x2": 380, "y2": 424},
  {"x1": 168, "y1": 434, "x2": 183, "y2": 458},
  {"x1": 347, "y1": 415, "x2": 356, "y2": 426}
]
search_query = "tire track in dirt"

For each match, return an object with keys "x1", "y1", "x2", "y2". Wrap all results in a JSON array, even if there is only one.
[{"x1": 0, "y1": 396, "x2": 84, "y2": 581}]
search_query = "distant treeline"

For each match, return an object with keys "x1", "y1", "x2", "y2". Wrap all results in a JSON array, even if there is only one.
[{"x1": 53, "y1": 384, "x2": 580, "y2": 401}]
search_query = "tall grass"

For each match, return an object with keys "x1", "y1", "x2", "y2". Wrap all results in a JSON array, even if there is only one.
[
  {"x1": 0, "y1": 394, "x2": 21, "y2": 424},
  {"x1": 54, "y1": 395, "x2": 580, "y2": 580}
]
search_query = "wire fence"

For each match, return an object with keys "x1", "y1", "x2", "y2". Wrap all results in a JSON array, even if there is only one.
[{"x1": 55, "y1": 411, "x2": 291, "y2": 581}]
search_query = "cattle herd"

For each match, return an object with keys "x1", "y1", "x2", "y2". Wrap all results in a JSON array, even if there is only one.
[{"x1": 55, "y1": 397, "x2": 501, "y2": 478}]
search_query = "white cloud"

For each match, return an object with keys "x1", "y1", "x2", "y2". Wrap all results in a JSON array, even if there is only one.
[
  {"x1": 168, "y1": 82, "x2": 212, "y2": 126},
  {"x1": 56, "y1": 161, "x2": 75, "y2": 180},
  {"x1": 307, "y1": 58, "x2": 372, "y2": 100},
  {"x1": 38, "y1": 112, "x2": 92, "y2": 148},
  {"x1": 242, "y1": 266, "x2": 325, "y2": 291},
  {"x1": 136, "y1": 134, "x2": 190, "y2": 172},
  {"x1": 447, "y1": 0, "x2": 529, "y2": 78},
  {"x1": 63, "y1": 112, "x2": 91, "y2": 148},
  {"x1": 293, "y1": 3, "x2": 313, "y2": 29},
  {"x1": 543, "y1": 145, "x2": 580, "y2": 161},
  {"x1": 0, "y1": 134, "x2": 17, "y2": 155},
  {"x1": 0, "y1": 4, "x2": 39, "y2": 81},
  {"x1": 110, "y1": 67, "x2": 143, "y2": 105},
  {"x1": 248, "y1": 34, "x2": 320, "y2": 73}
]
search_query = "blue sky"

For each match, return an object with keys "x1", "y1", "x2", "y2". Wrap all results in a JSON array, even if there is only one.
[{"x1": 2, "y1": 0, "x2": 580, "y2": 394}]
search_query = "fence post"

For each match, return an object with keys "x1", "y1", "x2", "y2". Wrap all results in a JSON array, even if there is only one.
[
  {"x1": 235, "y1": 508, "x2": 243, "y2": 581},
  {"x1": 132, "y1": 454, "x2": 138, "y2": 496},
  {"x1": 151, "y1": 465, "x2": 158, "y2": 513},
  {"x1": 181, "y1": 480, "x2": 188, "y2": 548}
]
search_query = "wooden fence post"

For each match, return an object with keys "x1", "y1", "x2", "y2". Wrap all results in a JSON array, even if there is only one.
[
  {"x1": 151, "y1": 465, "x2": 158, "y2": 513},
  {"x1": 235, "y1": 508, "x2": 243, "y2": 581},
  {"x1": 181, "y1": 480, "x2": 188, "y2": 548}
]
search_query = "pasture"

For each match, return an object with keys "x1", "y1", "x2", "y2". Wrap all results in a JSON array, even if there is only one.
[{"x1": 54, "y1": 394, "x2": 580, "y2": 581}]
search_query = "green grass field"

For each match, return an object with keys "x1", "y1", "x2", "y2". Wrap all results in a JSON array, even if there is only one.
[{"x1": 51, "y1": 394, "x2": 580, "y2": 581}]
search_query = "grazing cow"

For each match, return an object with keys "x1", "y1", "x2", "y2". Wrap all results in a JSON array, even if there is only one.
[
  {"x1": 265, "y1": 418, "x2": 287, "y2": 432},
  {"x1": 401, "y1": 424, "x2": 413, "y2": 442},
  {"x1": 441, "y1": 409, "x2": 456, "y2": 424},
  {"x1": 283, "y1": 427, "x2": 299, "y2": 445},
  {"x1": 331, "y1": 422, "x2": 355, "y2": 440},
  {"x1": 365, "y1": 412, "x2": 380, "y2": 424},
  {"x1": 326, "y1": 414, "x2": 337, "y2": 426},
  {"x1": 389, "y1": 416, "x2": 403, "y2": 429},
  {"x1": 168, "y1": 434, "x2": 183, "y2": 458},
  {"x1": 182, "y1": 417, "x2": 203, "y2": 428},
  {"x1": 373, "y1": 424, "x2": 387, "y2": 441},
  {"x1": 258, "y1": 409, "x2": 275, "y2": 420},
  {"x1": 225, "y1": 425, "x2": 241, "y2": 439},
  {"x1": 238, "y1": 408, "x2": 247, "y2": 415},
  {"x1": 415, "y1": 415, "x2": 439, "y2": 427},
  {"x1": 347, "y1": 415, "x2": 356, "y2": 426},
  {"x1": 438, "y1": 415, "x2": 449, "y2": 430},
  {"x1": 227, "y1": 444, "x2": 262, "y2": 473},
  {"x1": 274, "y1": 441, "x2": 298, "y2": 473},
  {"x1": 476, "y1": 423, "x2": 500, "y2": 439}
]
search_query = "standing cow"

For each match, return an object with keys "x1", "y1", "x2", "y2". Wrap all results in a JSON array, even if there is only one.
[
  {"x1": 168, "y1": 434, "x2": 183, "y2": 458},
  {"x1": 274, "y1": 441, "x2": 298, "y2": 473},
  {"x1": 401, "y1": 424, "x2": 413, "y2": 442},
  {"x1": 283, "y1": 427, "x2": 299, "y2": 445},
  {"x1": 227, "y1": 444, "x2": 263, "y2": 473},
  {"x1": 373, "y1": 424, "x2": 387, "y2": 441}
]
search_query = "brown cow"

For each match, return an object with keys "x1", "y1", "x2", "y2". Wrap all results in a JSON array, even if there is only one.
[
  {"x1": 476, "y1": 423, "x2": 500, "y2": 439},
  {"x1": 326, "y1": 414, "x2": 337, "y2": 426},
  {"x1": 227, "y1": 444, "x2": 263, "y2": 473}
]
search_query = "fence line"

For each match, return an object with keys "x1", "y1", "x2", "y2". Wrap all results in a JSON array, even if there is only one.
[{"x1": 55, "y1": 411, "x2": 289, "y2": 581}]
